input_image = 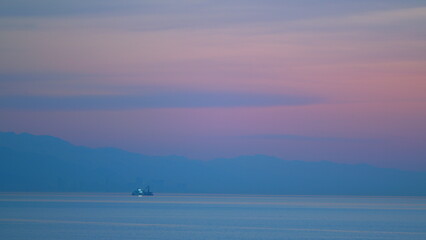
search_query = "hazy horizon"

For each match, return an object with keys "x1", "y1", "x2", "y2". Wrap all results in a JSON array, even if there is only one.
[
  {"x1": 2, "y1": 130, "x2": 425, "y2": 172},
  {"x1": 2, "y1": 131, "x2": 426, "y2": 196}
]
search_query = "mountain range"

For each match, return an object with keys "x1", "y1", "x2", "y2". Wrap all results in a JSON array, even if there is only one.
[{"x1": 1, "y1": 132, "x2": 425, "y2": 195}]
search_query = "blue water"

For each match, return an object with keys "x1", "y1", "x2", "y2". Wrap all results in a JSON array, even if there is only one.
[{"x1": 0, "y1": 193, "x2": 425, "y2": 240}]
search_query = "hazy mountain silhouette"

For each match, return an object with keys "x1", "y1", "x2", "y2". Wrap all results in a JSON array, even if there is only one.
[{"x1": 1, "y1": 132, "x2": 425, "y2": 195}]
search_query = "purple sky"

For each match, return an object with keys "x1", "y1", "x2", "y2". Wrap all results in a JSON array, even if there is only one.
[{"x1": 0, "y1": 0, "x2": 425, "y2": 170}]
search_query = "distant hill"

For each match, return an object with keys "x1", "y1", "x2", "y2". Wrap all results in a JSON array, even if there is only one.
[{"x1": 1, "y1": 132, "x2": 425, "y2": 195}]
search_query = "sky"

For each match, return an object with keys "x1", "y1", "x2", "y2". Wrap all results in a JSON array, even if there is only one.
[{"x1": 0, "y1": 0, "x2": 425, "y2": 170}]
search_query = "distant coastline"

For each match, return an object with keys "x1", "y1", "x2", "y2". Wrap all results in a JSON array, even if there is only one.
[{"x1": 1, "y1": 132, "x2": 426, "y2": 196}]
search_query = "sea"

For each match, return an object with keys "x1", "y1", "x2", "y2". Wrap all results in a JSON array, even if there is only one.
[{"x1": 0, "y1": 193, "x2": 425, "y2": 240}]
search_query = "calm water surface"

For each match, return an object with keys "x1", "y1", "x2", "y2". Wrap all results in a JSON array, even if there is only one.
[{"x1": 0, "y1": 193, "x2": 425, "y2": 240}]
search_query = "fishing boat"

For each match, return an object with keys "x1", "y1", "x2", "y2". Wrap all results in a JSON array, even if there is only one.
[{"x1": 132, "y1": 185, "x2": 154, "y2": 196}]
